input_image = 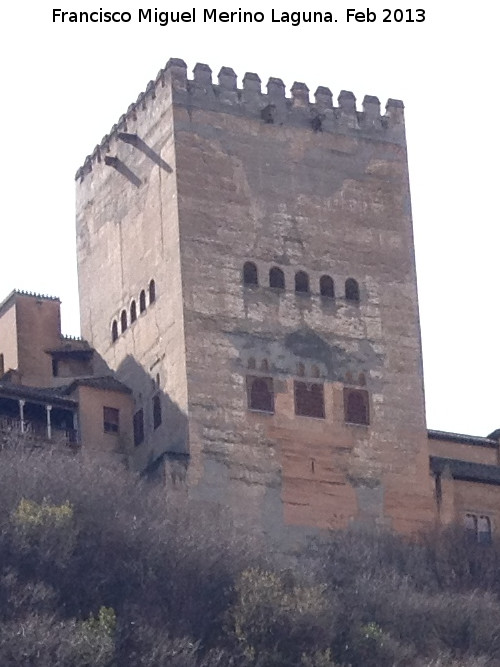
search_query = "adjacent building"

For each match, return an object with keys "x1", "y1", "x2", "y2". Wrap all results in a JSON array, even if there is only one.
[{"x1": 0, "y1": 290, "x2": 133, "y2": 457}]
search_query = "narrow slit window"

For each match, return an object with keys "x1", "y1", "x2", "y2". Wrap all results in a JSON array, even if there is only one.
[
  {"x1": 153, "y1": 394, "x2": 162, "y2": 429},
  {"x1": 111, "y1": 321, "x2": 118, "y2": 343},
  {"x1": 149, "y1": 279, "x2": 156, "y2": 304},
  {"x1": 320, "y1": 275, "x2": 335, "y2": 299},
  {"x1": 243, "y1": 262, "x2": 258, "y2": 286},
  {"x1": 130, "y1": 300, "x2": 137, "y2": 323},
  {"x1": 120, "y1": 310, "x2": 128, "y2": 333},
  {"x1": 295, "y1": 271, "x2": 310, "y2": 294},
  {"x1": 139, "y1": 290, "x2": 147, "y2": 313},
  {"x1": 133, "y1": 409, "x2": 144, "y2": 446},
  {"x1": 345, "y1": 278, "x2": 360, "y2": 302},
  {"x1": 247, "y1": 376, "x2": 274, "y2": 413},
  {"x1": 294, "y1": 381, "x2": 325, "y2": 418},
  {"x1": 269, "y1": 267, "x2": 285, "y2": 289}
]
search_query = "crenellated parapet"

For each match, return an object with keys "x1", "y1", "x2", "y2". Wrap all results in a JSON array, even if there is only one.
[{"x1": 76, "y1": 58, "x2": 406, "y2": 181}]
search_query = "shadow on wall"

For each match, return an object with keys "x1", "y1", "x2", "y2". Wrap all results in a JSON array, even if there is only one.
[{"x1": 94, "y1": 351, "x2": 190, "y2": 482}]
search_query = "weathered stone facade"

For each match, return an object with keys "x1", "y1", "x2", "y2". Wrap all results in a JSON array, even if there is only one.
[{"x1": 75, "y1": 58, "x2": 497, "y2": 543}]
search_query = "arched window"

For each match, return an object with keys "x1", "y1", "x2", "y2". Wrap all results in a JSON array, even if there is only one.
[
  {"x1": 139, "y1": 290, "x2": 146, "y2": 313},
  {"x1": 243, "y1": 262, "x2": 258, "y2": 286},
  {"x1": 153, "y1": 394, "x2": 162, "y2": 429},
  {"x1": 295, "y1": 271, "x2": 309, "y2": 294},
  {"x1": 260, "y1": 359, "x2": 269, "y2": 372},
  {"x1": 120, "y1": 310, "x2": 127, "y2": 334},
  {"x1": 320, "y1": 275, "x2": 335, "y2": 299},
  {"x1": 0, "y1": 353, "x2": 4, "y2": 377},
  {"x1": 149, "y1": 279, "x2": 156, "y2": 304},
  {"x1": 247, "y1": 377, "x2": 274, "y2": 413},
  {"x1": 248, "y1": 357, "x2": 256, "y2": 370},
  {"x1": 345, "y1": 278, "x2": 360, "y2": 302},
  {"x1": 344, "y1": 388, "x2": 369, "y2": 425},
  {"x1": 294, "y1": 381, "x2": 325, "y2": 418},
  {"x1": 311, "y1": 364, "x2": 320, "y2": 379},
  {"x1": 269, "y1": 266, "x2": 285, "y2": 289},
  {"x1": 478, "y1": 516, "x2": 492, "y2": 544},
  {"x1": 130, "y1": 300, "x2": 137, "y2": 324}
]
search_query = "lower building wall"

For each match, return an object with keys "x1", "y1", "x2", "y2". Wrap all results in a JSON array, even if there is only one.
[{"x1": 75, "y1": 386, "x2": 134, "y2": 457}]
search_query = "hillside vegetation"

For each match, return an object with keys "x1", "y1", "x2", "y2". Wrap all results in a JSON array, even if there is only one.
[{"x1": 0, "y1": 449, "x2": 499, "y2": 666}]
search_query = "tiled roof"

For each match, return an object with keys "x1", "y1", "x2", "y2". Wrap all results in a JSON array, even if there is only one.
[
  {"x1": 428, "y1": 429, "x2": 498, "y2": 449},
  {"x1": 66, "y1": 376, "x2": 132, "y2": 394},
  {"x1": 430, "y1": 456, "x2": 500, "y2": 486},
  {"x1": 0, "y1": 382, "x2": 77, "y2": 407}
]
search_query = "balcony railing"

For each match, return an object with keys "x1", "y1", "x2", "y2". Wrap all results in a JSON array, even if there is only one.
[{"x1": 0, "y1": 416, "x2": 79, "y2": 447}]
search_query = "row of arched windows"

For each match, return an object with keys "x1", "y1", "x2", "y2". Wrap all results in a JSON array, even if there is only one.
[
  {"x1": 243, "y1": 262, "x2": 360, "y2": 302},
  {"x1": 111, "y1": 279, "x2": 156, "y2": 343}
]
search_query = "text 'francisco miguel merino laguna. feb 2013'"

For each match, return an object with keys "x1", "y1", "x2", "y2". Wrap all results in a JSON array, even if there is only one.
[{"x1": 52, "y1": 8, "x2": 426, "y2": 26}]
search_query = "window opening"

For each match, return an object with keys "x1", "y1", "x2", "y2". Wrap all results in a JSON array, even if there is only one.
[
  {"x1": 269, "y1": 267, "x2": 285, "y2": 289},
  {"x1": 133, "y1": 409, "x2": 144, "y2": 446},
  {"x1": 103, "y1": 407, "x2": 119, "y2": 434},
  {"x1": 130, "y1": 300, "x2": 137, "y2": 323},
  {"x1": 111, "y1": 321, "x2": 118, "y2": 343},
  {"x1": 345, "y1": 278, "x2": 360, "y2": 302},
  {"x1": 153, "y1": 395, "x2": 162, "y2": 429},
  {"x1": 243, "y1": 262, "x2": 258, "y2": 286},
  {"x1": 344, "y1": 388, "x2": 369, "y2": 425},
  {"x1": 139, "y1": 290, "x2": 146, "y2": 313},
  {"x1": 120, "y1": 310, "x2": 127, "y2": 333},
  {"x1": 294, "y1": 381, "x2": 325, "y2": 418},
  {"x1": 247, "y1": 376, "x2": 274, "y2": 413},
  {"x1": 320, "y1": 275, "x2": 335, "y2": 298},
  {"x1": 295, "y1": 271, "x2": 310, "y2": 294},
  {"x1": 149, "y1": 279, "x2": 156, "y2": 304}
]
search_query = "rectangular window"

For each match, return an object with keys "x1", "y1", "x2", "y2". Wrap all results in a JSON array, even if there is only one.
[
  {"x1": 294, "y1": 381, "x2": 325, "y2": 419},
  {"x1": 133, "y1": 409, "x2": 144, "y2": 446},
  {"x1": 247, "y1": 376, "x2": 274, "y2": 413},
  {"x1": 103, "y1": 406, "x2": 119, "y2": 434},
  {"x1": 344, "y1": 388, "x2": 370, "y2": 425}
]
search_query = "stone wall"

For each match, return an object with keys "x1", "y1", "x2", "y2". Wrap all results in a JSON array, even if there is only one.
[{"x1": 76, "y1": 59, "x2": 435, "y2": 539}]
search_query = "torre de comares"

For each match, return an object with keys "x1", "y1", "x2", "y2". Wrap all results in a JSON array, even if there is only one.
[{"x1": 2, "y1": 58, "x2": 499, "y2": 546}]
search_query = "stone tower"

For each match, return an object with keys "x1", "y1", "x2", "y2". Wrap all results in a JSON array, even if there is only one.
[{"x1": 76, "y1": 58, "x2": 434, "y2": 541}]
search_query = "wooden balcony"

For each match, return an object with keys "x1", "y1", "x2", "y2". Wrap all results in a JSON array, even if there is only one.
[{"x1": 0, "y1": 415, "x2": 79, "y2": 448}]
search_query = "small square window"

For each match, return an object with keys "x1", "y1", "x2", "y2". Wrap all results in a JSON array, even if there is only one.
[{"x1": 103, "y1": 406, "x2": 119, "y2": 434}]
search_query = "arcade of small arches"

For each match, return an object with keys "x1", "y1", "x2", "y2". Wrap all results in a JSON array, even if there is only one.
[
  {"x1": 111, "y1": 279, "x2": 156, "y2": 343},
  {"x1": 242, "y1": 261, "x2": 360, "y2": 302},
  {"x1": 245, "y1": 357, "x2": 370, "y2": 425}
]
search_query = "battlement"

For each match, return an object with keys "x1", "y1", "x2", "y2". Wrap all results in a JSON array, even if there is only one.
[
  {"x1": 0, "y1": 290, "x2": 60, "y2": 317},
  {"x1": 76, "y1": 58, "x2": 406, "y2": 181}
]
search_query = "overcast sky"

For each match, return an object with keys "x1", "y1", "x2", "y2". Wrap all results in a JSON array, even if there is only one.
[{"x1": 1, "y1": 1, "x2": 498, "y2": 436}]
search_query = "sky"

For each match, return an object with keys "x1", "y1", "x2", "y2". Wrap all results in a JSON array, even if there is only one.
[{"x1": 0, "y1": 1, "x2": 498, "y2": 436}]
